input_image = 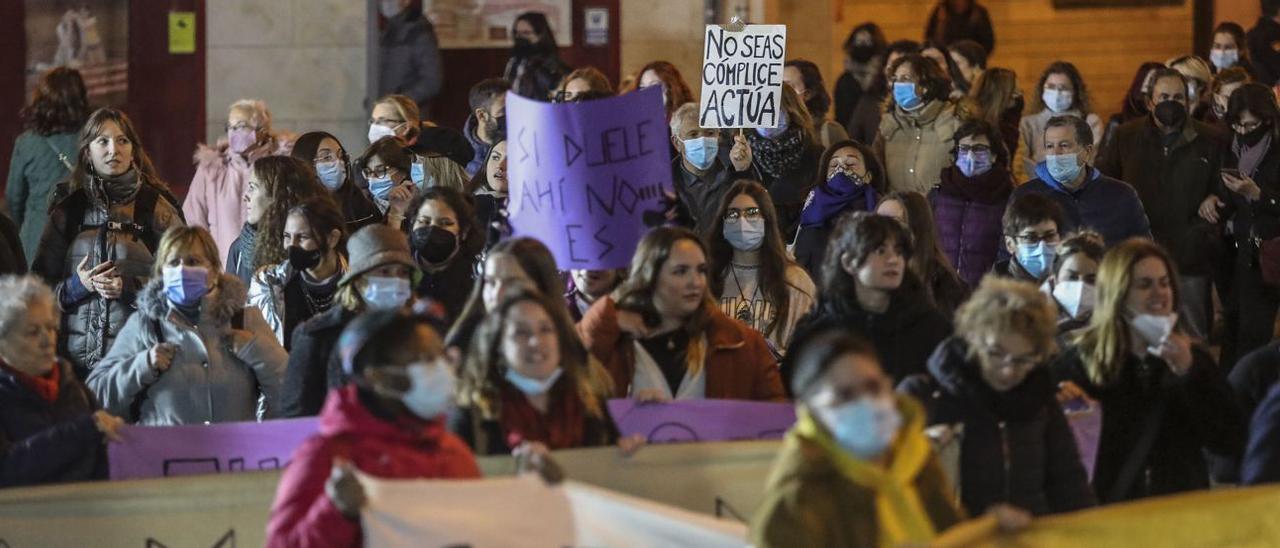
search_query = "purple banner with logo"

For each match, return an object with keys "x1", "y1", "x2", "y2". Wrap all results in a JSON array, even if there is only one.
[
  {"x1": 108, "y1": 417, "x2": 319, "y2": 480},
  {"x1": 608, "y1": 399, "x2": 796, "y2": 443},
  {"x1": 505, "y1": 86, "x2": 673, "y2": 270}
]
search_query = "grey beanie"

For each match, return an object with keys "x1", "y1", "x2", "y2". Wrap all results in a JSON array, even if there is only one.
[{"x1": 339, "y1": 224, "x2": 416, "y2": 287}]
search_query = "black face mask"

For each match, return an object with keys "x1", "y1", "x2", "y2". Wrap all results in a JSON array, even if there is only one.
[
  {"x1": 850, "y1": 44, "x2": 877, "y2": 63},
  {"x1": 1238, "y1": 123, "x2": 1272, "y2": 147},
  {"x1": 411, "y1": 226, "x2": 459, "y2": 265},
  {"x1": 512, "y1": 37, "x2": 536, "y2": 57},
  {"x1": 1154, "y1": 100, "x2": 1188, "y2": 129},
  {"x1": 288, "y1": 246, "x2": 323, "y2": 271}
]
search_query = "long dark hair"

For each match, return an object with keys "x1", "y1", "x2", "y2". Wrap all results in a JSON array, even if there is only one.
[
  {"x1": 22, "y1": 67, "x2": 88, "y2": 136},
  {"x1": 784, "y1": 60, "x2": 833, "y2": 120},
  {"x1": 815, "y1": 139, "x2": 886, "y2": 195},
  {"x1": 287, "y1": 197, "x2": 348, "y2": 256},
  {"x1": 68, "y1": 108, "x2": 166, "y2": 196},
  {"x1": 1212, "y1": 22, "x2": 1252, "y2": 67},
  {"x1": 406, "y1": 186, "x2": 481, "y2": 258},
  {"x1": 614, "y1": 226, "x2": 715, "y2": 330},
  {"x1": 820, "y1": 211, "x2": 915, "y2": 303},
  {"x1": 252, "y1": 156, "x2": 331, "y2": 271},
  {"x1": 842, "y1": 22, "x2": 887, "y2": 59},
  {"x1": 292, "y1": 131, "x2": 353, "y2": 191},
  {"x1": 704, "y1": 181, "x2": 798, "y2": 338},
  {"x1": 1034, "y1": 61, "x2": 1093, "y2": 114},
  {"x1": 881, "y1": 191, "x2": 960, "y2": 295},
  {"x1": 1227, "y1": 82, "x2": 1280, "y2": 142},
  {"x1": 466, "y1": 139, "x2": 506, "y2": 194},
  {"x1": 513, "y1": 12, "x2": 559, "y2": 54},
  {"x1": 1118, "y1": 62, "x2": 1163, "y2": 121}
]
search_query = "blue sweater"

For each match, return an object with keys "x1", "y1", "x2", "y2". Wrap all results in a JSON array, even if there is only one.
[{"x1": 1012, "y1": 164, "x2": 1153, "y2": 245}]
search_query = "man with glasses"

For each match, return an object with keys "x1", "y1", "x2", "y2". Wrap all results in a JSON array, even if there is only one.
[
  {"x1": 1010, "y1": 115, "x2": 1150, "y2": 246},
  {"x1": 994, "y1": 193, "x2": 1066, "y2": 283}
]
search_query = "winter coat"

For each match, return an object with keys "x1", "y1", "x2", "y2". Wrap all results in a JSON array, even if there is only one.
[
  {"x1": 86, "y1": 273, "x2": 288, "y2": 425},
  {"x1": 31, "y1": 179, "x2": 184, "y2": 375},
  {"x1": 1247, "y1": 16, "x2": 1280, "y2": 86},
  {"x1": 0, "y1": 359, "x2": 107, "y2": 487},
  {"x1": 266, "y1": 385, "x2": 480, "y2": 548},
  {"x1": 281, "y1": 305, "x2": 359, "y2": 418},
  {"x1": 1051, "y1": 344, "x2": 1246, "y2": 502},
  {"x1": 448, "y1": 377, "x2": 617, "y2": 456},
  {"x1": 246, "y1": 257, "x2": 347, "y2": 349},
  {"x1": 0, "y1": 212, "x2": 25, "y2": 275},
  {"x1": 901, "y1": 337, "x2": 1096, "y2": 516},
  {"x1": 1017, "y1": 109, "x2": 1104, "y2": 177},
  {"x1": 924, "y1": 1, "x2": 995, "y2": 52},
  {"x1": 1215, "y1": 132, "x2": 1280, "y2": 247},
  {"x1": 377, "y1": 10, "x2": 443, "y2": 110},
  {"x1": 876, "y1": 99, "x2": 966, "y2": 195},
  {"x1": 1229, "y1": 341, "x2": 1280, "y2": 426},
  {"x1": 1243, "y1": 382, "x2": 1280, "y2": 485},
  {"x1": 331, "y1": 180, "x2": 383, "y2": 235},
  {"x1": 472, "y1": 192, "x2": 509, "y2": 251},
  {"x1": 504, "y1": 53, "x2": 570, "y2": 102},
  {"x1": 225, "y1": 223, "x2": 256, "y2": 284},
  {"x1": 834, "y1": 69, "x2": 886, "y2": 141},
  {"x1": 5, "y1": 130, "x2": 76, "y2": 262},
  {"x1": 1097, "y1": 118, "x2": 1225, "y2": 274},
  {"x1": 577, "y1": 297, "x2": 786, "y2": 402},
  {"x1": 415, "y1": 245, "x2": 479, "y2": 324},
  {"x1": 184, "y1": 137, "x2": 294, "y2": 264},
  {"x1": 671, "y1": 153, "x2": 759, "y2": 234},
  {"x1": 929, "y1": 167, "x2": 1012, "y2": 289},
  {"x1": 1012, "y1": 165, "x2": 1152, "y2": 246}
]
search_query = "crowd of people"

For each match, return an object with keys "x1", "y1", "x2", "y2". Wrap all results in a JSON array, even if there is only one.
[{"x1": 5, "y1": 1, "x2": 1280, "y2": 546}]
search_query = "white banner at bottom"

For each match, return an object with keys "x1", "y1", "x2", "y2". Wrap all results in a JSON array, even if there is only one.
[{"x1": 360, "y1": 474, "x2": 749, "y2": 547}]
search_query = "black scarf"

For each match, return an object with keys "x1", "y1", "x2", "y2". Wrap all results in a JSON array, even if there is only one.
[
  {"x1": 748, "y1": 127, "x2": 806, "y2": 180},
  {"x1": 87, "y1": 169, "x2": 140, "y2": 207}
]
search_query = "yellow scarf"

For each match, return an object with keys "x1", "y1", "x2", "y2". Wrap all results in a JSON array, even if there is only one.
[{"x1": 793, "y1": 395, "x2": 936, "y2": 547}]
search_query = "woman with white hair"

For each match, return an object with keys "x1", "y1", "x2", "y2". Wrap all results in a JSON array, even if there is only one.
[
  {"x1": 185, "y1": 99, "x2": 296, "y2": 263},
  {"x1": 0, "y1": 275, "x2": 123, "y2": 487}
]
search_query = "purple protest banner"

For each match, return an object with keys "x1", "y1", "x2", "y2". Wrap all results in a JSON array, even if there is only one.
[
  {"x1": 108, "y1": 417, "x2": 319, "y2": 480},
  {"x1": 506, "y1": 86, "x2": 673, "y2": 270},
  {"x1": 608, "y1": 399, "x2": 796, "y2": 443},
  {"x1": 1066, "y1": 405, "x2": 1101, "y2": 481}
]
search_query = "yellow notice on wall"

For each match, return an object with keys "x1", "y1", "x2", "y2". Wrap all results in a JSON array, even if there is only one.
[{"x1": 168, "y1": 12, "x2": 196, "y2": 54}]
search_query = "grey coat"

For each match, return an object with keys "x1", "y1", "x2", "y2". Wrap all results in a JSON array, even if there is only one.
[
  {"x1": 378, "y1": 10, "x2": 442, "y2": 109},
  {"x1": 86, "y1": 273, "x2": 287, "y2": 425}
]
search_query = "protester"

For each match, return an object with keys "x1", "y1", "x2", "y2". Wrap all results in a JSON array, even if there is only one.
[
  {"x1": 1098, "y1": 68, "x2": 1224, "y2": 339},
  {"x1": 793, "y1": 140, "x2": 885, "y2": 277},
  {"x1": 1166, "y1": 55, "x2": 1214, "y2": 120},
  {"x1": 186, "y1": 99, "x2": 293, "y2": 262},
  {"x1": 282, "y1": 224, "x2": 417, "y2": 417},
  {"x1": 948, "y1": 40, "x2": 987, "y2": 94},
  {"x1": 968, "y1": 67, "x2": 1022, "y2": 159},
  {"x1": 876, "y1": 53, "x2": 966, "y2": 195},
  {"x1": 630, "y1": 61, "x2": 695, "y2": 121},
  {"x1": 266, "y1": 310, "x2": 480, "y2": 547},
  {"x1": 788, "y1": 212, "x2": 952, "y2": 385},
  {"x1": 465, "y1": 139, "x2": 510, "y2": 249},
  {"x1": 747, "y1": 85, "x2": 822, "y2": 230},
  {"x1": 1052, "y1": 239, "x2": 1245, "y2": 503},
  {"x1": 994, "y1": 193, "x2": 1065, "y2": 284},
  {"x1": 567, "y1": 269, "x2": 624, "y2": 323},
  {"x1": 356, "y1": 136, "x2": 417, "y2": 230},
  {"x1": 578, "y1": 227, "x2": 786, "y2": 401},
  {"x1": 0, "y1": 275, "x2": 120, "y2": 487},
  {"x1": 247, "y1": 197, "x2": 348, "y2": 350},
  {"x1": 1211, "y1": 22, "x2": 1255, "y2": 77},
  {"x1": 453, "y1": 288, "x2": 619, "y2": 454},
  {"x1": 504, "y1": 12, "x2": 569, "y2": 101},
  {"x1": 7, "y1": 67, "x2": 86, "y2": 262},
  {"x1": 463, "y1": 78, "x2": 509, "y2": 176},
  {"x1": 876, "y1": 192, "x2": 969, "y2": 316},
  {"x1": 901, "y1": 277, "x2": 1096, "y2": 516},
  {"x1": 290, "y1": 131, "x2": 382, "y2": 233},
  {"x1": 1041, "y1": 231, "x2": 1104, "y2": 334},
  {"x1": 88, "y1": 226, "x2": 286, "y2": 425},
  {"x1": 408, "y1": 186, "x2": 481, "y2": 322},
  {"x1": 752, "y1": 329, "x2": 964, "y2": 547},
  {"x1": 376, "y1": 0, "x2": 443, "y2": 115},
  {"x1": 1011, "y1": 115, "x2": 1151, "y2": 246},
  {"x1": 31, "y1": 108, "x2": 184, "y2": 377},
  {"x1": 1100, "y1": 62, "x2": 1163, "y2": 152},
  {"x1": 667, "y1": 103, "x2": 757, "y2": 233},
  {"x1": 1019, "y1": 62, "x2": 1104, "y2": 176},
  {"x1": 447, "y1": 237, "x2": 564, "y2": 352},
  {"x1": 1207, "y1": 67, "x2": 1252, "y2": 128},
  {"x1": 229, "y1": 156, "x2": 329, "y2": 284},
  {"x1": 553, "y1": 66, "x2": 613, "y2": 103},
  {"x1": 1247, "y1": 1, "x2": 1280, "y2": 86},
  {"x1": 834, "y1": 23, "x2": 889, "y2": 141},
  {"x1": 929, "y1": 119, "x2": 1014, "y2": 289},
  {"x1": 925, "y1": 0, "x2": 995, "y2": 53},
  {"x1": 705, "y1": 181, "x2": 816, "y2": 357},
  {"x1": 783, "y1": 59, "x2": 850, "y2": 148}
]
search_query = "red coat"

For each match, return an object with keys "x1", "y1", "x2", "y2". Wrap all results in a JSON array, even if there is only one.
[
  {"x1": 266, "y1": 385, "x2": 480, "y2": 547},
  {"x1": 577, "y1": 297, "x2": 787, "y2": 402}
]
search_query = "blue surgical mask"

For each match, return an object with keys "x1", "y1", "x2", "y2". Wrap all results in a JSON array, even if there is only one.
[
  {"x1": 1045, "y1": 153, "x2": 1083, "y2": 186},
  {"x1": 893, "y1": 82, "x2": 924, "y2": 111},
  {"x1": 956, "y1": 150, "x2": 993, "y2": 178},
  {"x1": 368, "y1": 176, "x2": 395, "y2": 201},
  {"x1": 163, "y1": 265, "x2": 210, "y2": 307},
  {"x1": 723, "y1": 217, "x2": 765, "y2": 251},
  {"x1": 681, "y1": 136, "x2": 718, "y2": 170},
  {"x1": 410, "y1": 160, "x2": 426, "y2": 188},
  {"x1": 399, "y1": 361, "x2": 456, "y2": 419},
  {"x1": 504, "y1": 367, "x2": 564, "y2": 397},
  {"x1": 814, "y1": 395, "x2": 902, "y2": 459},
  {"x1": 1016, "y1": 241, "x2": 1057, "y2": 280},
  {"x1": 362, "y1": 276, "x2": 411, "y2": 310},
  {"x1": 1210, "y1": 49, "x2": 1239, "y2": 71},
  {"x1": 316, "y1": 160, "x2": 345, "y2": 191},
  {"x1": 1042, "y1": 89, "x2": 1073, "y2": 113}
]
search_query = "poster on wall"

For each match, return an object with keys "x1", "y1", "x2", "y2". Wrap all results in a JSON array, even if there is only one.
[
  {"x1": 1052, "y1": 0, "x2": 1179, "y2": 6},
  {"x1": 424, "y1": 0, "x2": 572, "y2": 49},
  {"x1": 24, "y1": 0, "x2": 129, "y2": 106}
]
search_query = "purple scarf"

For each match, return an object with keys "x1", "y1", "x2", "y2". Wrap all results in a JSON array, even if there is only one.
[
  {"x1": 1234, "y1": 132, "x2": 1272, "y2": 179},
  {"x1": 799, "y1": 172, "x2": 878, "y2": 228}
]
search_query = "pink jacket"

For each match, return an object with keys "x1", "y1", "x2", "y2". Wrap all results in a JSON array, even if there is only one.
[{"x1": 184, "y1": 136, "x2": 294, "y2": 263}]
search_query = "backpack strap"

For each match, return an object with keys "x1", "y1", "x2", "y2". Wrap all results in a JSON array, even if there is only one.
[
  {"x1": 132, "y1": 187, "x2": 161, "y2": 252},
  {"x1": 44, "y1": 137, "x2": 74, "y2": 172}
]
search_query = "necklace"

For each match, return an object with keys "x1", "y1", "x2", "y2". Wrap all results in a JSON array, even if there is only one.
[
  {"x1": 728, "y1": 263, "x2": 762, "y2": 325},
  {"x1": 299, "y1": 277, "x2": 336, "y2": 315}
]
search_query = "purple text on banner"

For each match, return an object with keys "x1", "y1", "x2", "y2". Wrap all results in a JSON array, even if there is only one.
[
  {"x1": 505, "y1": 86, "x2": 673, "y2": 270},
  {"x1": 608, "y1": 399, "x2": 796, "y2": 444},
  {"x1": 108, "y1": 417, "x2": 319, "y2": 480}
]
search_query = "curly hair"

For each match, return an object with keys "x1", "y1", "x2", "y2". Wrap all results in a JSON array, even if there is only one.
[
  {"x1": 886, "y1": 53, "x2": 952, "y2": 108},
  {"x1": 956, "y1": 276, "x2": 1059, "y2": 360},
  {"x1": 251, "y1": 156, "x2": 331, "y2": 271},
  {"x1": 21, "y1": 67, "x2": 88, "y2": 136},
  {"x1": 1033, "y1": 61, "x2": 1093, "y2": 114}
]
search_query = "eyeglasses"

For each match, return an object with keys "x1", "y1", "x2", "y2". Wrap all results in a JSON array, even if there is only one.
[
  {"x1": 1233, "y1": 120, "x2": 1264, "y2": 134},
  {"x1": 362, "y1": 165, "x2": 395, "y2": 179},
  {"x1": 723, "y1": 207, "x2": 762, "y2": 221},
  {"x1": 980, "y1": 347, "x2": 1041, "y2": 370},
  {"x1": 369, "y1": 117, "x2": 405, "y2": 127},
  {"x1": 1012, "y1": 230, "x2": 1059, "y2": 246},
  {"x1": 956, "y1": 144, "x2": 992, "y2": 154}
]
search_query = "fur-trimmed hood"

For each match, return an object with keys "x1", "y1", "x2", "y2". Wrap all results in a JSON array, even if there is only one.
[
  {"x1": 136, "y1": 272, "x2": 249, "y2": 327},
  {"x1": 192, "y1": 132, "x2": 297, "y2": 171}
]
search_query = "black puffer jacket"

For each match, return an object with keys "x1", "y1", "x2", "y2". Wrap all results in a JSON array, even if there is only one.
[
  {"x1": 901, "y1": 337, "x2": 1096, "y2": 516},
  {"x1": 280, "y1": 305, "x2": 358, "y2": 417}
]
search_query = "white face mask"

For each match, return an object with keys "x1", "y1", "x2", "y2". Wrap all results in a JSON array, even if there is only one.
[
  {"x1": 1042, "y1": 88, "x2": 1074, "y2": 113},
  {"x1": 504, "y1": 367, "x2": 564, "y2": 397},
  {"x1": 399, "y1": 361, "x2": 456, "y2": 419},
  {"x1": 1052, "y1": 280, "x2": 1096, "y2": 319},
  {"x1": 1128, "y1": 312, "x2": 1178, "y2": 355},
  {"x1": 368, "y1": 123, "x2": 397, "y2": 144}
]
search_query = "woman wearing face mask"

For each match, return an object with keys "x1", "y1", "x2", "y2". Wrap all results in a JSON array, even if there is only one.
[
  {"x1": 1041, "y1": 231, "x2": 1104, "y2": 335},
  {"x1": 1206, "y1": 67, "x2": 1251, "y2": 129},
  {"x1": 626, "y1": 61, "x2": 694, "y2": 121},
  {"x1": 793, "y1": 141, "x2": 885, "y2": 278},
  {"x1": 356, "y1": 137, "x2": 418, "y2": 231},
  {"x1": 466, "y1": 139, "x2": 510, "y2": 250},
  {"x1": 834, "y1": 23, "x2": 890, "y2": 143},
  {"x1": 578, "y1": 227, "x2": 786, "y2": 402},
  {"x1": 705, "y1": 181, "x2": 816, "y2": 357},
  {"x1": 752, "y1": 330, "x2": 964, "y2": 547},
  {"x1": 446, "y1": 237, "x2": 564, "y2": 352},
  {"x1": 787, "y1": 213, "x2": 952, "y2": 387},
  {"x1": 266, "y1": 310, "x2": 480, "y2": 548},
  {"x1": 901, "y1": 277, "x2": 1096, "y2": 517},
  {"x1": 504, "y1": 12, "x2": 570, "y2": 102},
  {"x1": 876, "y1": 192, "x2": 970, "y2": 317},
  {"x1": 32, "y1": 108, "x2": 184, "y2": 377},
  {"x1": 227, "y1": 156, "x2": 329, "y2": 284},
  {"x1": 453, "y1": 288, "x2": 620, "y2": 455},
  {"x1": 876, "y1": 53, "x2": 966, "y2": 196},
  {"x1": 968, "y1": 68, "x2": 1022, "y2": 163},
  {"x1": 282, "y1": 225, "x2": 418, "y2": 417},
  {"x1": 1100, "y1": 62, "x2": 1164, "y2": 153},
  {"x1": 747, "y1": 86, "x2": 824, "y2": 230},
  {"x1": 1019, "y1": 62, "x2": 1104, "y2": 176},
  {"x1": 247, "y1": 198, "x2": 348, "y2": 350},
  {"x1": 368, "y1": 94, "x2": 423, "y2": 147},
  {"x1": 292, "y1": 131, "x2": 382, "y2": 234},
  {"x1": 0, "y1": 275, "x2": 122, "y2": 487},
  {"x1": 407, "y1": 186, "x2": 482, "y2": 322},
  {"x1": 1210, "y1": 22, "x2": 1255, "y2": 77},
  {"x1": 1052, "y1": 239, "x2": 1246, "y2": 503},
  {"x1": 87, "y1": 227, "x2": 287, "y2": 425},
  {"x1": 186, "y1": 99, "x2": 294, "y2": 262},
  {"x1": 567, "y1": 269, "x2": 624, "y2": 323},
  {"x1": 930, "y1": 120, "x2": 1013, "y2": 290}
]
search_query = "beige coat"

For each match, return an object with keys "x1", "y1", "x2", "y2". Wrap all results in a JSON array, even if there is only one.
[{"x1": 875, "y1": 100, "x2": 966, "y2": 195}]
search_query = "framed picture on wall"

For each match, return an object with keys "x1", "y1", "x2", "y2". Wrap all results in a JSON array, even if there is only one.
[
  {"x1": 23, "y1": 0, "x2": 129, "y2": 106},
  {"x1": 425, "y1": 0, "x2": 573, "y2": 49},
  {"x1": 1053, "y1": 0, "x2": 1181, "y2": 7}
]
